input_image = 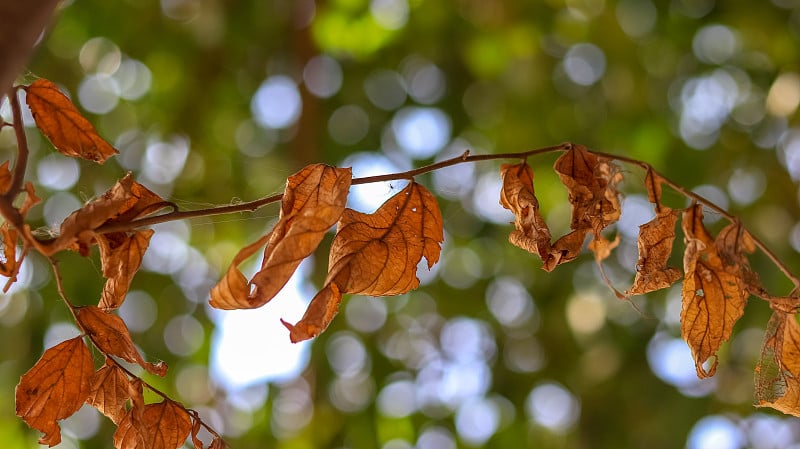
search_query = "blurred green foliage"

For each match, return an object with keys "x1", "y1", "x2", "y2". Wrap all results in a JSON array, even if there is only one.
[{"x1": 2, "y1": 0, "x2": 800, "y2": 448}]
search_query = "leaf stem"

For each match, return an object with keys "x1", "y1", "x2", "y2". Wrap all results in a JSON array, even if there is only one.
[{"x1": 6, "y1": 86, "x2": 29, "y2": 200}]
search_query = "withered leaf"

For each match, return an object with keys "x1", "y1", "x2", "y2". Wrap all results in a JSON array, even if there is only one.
[
  {"x1": 499, "y1": 162, "x2": 553, "y2": 264},
  {"x1": 681, "y1": 204, "x2": 747, "y2": 378},
  {"x1": 283, "y1": 181, "x2": 444, "y2": 342},
  {"x1": 114, "y1": 400, "x2": 192, "y2": 449},
  {"x1": 588, "y1": 234, "x2": 626, "y2": 300},
  {"x1": 644, "y1": 168, "x2": 664, "y2": 205},
  {"x1": 626, "y1": 207, "x2": 682, "y2": 296},
  {"x1": 97, "y1": 230, "x2": 155, "y2": 309},
  {"x1": 0, "y1": 160, "x2": 11, "y2": 194},
  {"x1": 755, "y1": 312, "x2": 800, "y2": 416},
  {"x1": 25, "y1": 78, "x2": 118, "y2": 163},
  {"x1": 543, "y1": 228, "x2": 588, "y2": 272},
  {"x1": 210, "y1": 164, "x2": 352, "y2": 310},
  {"x1": 42, "y1": 173, "x2": 164, "y2": 256},
  {"x1": 76, "y1": 306, "x2": 167, "y2": 376},
  {"x1": 553, "y1": 144, "x2": 622, "y2": 236},
  {"x1": 86, "y1": 359, "x2": 131, "y2": 424},
  {"x1": 15, "y1": 337, "x2": 94, "y2": 447},
  {"x1": 209, "y1": 232, "x2": 272, "y2": 310}
]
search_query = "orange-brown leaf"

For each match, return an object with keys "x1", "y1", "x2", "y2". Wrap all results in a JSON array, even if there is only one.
[
  {"x1": 542, "y1": 228, "x2": 588, "y2": 272},
  {"x1": 209, "y1": 232, "x2": 272, "y2": 309},
  {"x1": 755, "y1": 312, "x2": 800, "y2": 416},
  {"x1": 0, "y1": 160, "x2": 11, "y2": 194},
  {"x1": 97, "y1": 230, "x2": 154, "y2": 309},
  {"x1": 553, "y1": 144, "x2": 622, "y2": 236},
  {"x1": 25, "y1": 79, "x2": 118, "y2": 163},
  {"x1": 680, "y1": 204, "x2": 747, "y2": 378},
  {"x1": 588, "y1": 234, "x2": 626, "y2": 299},
  {"x1": 499, "y1": 162, "x2": 552, "y2": 263},
  {"x1": 86, "y1": 360, "x2": 131, "y2": 424},
  {"x1": 44, "y1": 173, "x2": 164, "y2": 256},
  {"x1": 211, "y1": 164, "x2": 352, "y2": 310},
  {"x1": 114, "y1": 400, "x2": 192, "y2": 449},
  {"x1": 283, "y1": 181, "x2": 444, "y2": 342},
  {"x1": 644, "y1": 168, "x2": 663, "y2": 205},
  {"x1": 76, "y1": 306, "x2": 167, "y2": 376},
  {"x1": 15, "y1": 337, "x2": 94, "y2": 447},
  {"x1": 626, "y1": 207, "x2": 682, "y2": 296}
]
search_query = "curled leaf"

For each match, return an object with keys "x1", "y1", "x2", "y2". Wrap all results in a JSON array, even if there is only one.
[
  {"x1": 25, "y1": 78, "x2": 119, "y2": 163},
  {"x1": 499, "y1": 162, "x2": 553, "y2": 264},
  {"x1": 15, "y1": 337, "x2": 94, "y2": 447},
  {"x1": 97, "y1": 230, "x2": 154, "y2": 309},
  {"x1": 86, "y1": 359, "x2": 132, "y2": 425},
  {"x1": 115, "y1": 400, "x2": 192, "y2": 449},
  {"x1": 755, "y1": 312, "x2": 800, "y2": 416},
  {"x1": 626, "y1": 207, "x2": 682, "y2": 296},
  {"x1": 76, "y1": 306, "x2": 167, "y2": 376},
  {"x1": 283, "y1": 181, "x2": 444, "y2": 342},
  {"x1": 210, "y1": 164, "x2": 352, "y2": 309},
  {"x1": 681, "y1": 204, "x2": 747, "y2": 378},
  {"x1": 588, "y1": 234, "x2": 626, "y2": 299}
]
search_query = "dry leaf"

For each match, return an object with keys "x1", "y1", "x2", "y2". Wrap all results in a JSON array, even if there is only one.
[
  {"x1": 76, "y1": 306, "x2": 167, "y2": 376},
  {"x1": 210, "y1": 164, "x2": 352, "y2": 309},
  {"x1": 644, "y1": 168, "x2": 663, "y2": 205},
  {"x1": 86, "y1": 359, "x2": 132, "y2": 424},
  {"x1": 15, "y1": 337, "x2": 94, "y2": 447},
  {"x1": 190, "y1": 412, "x2": 203, "y2": 449},
  {"x1": 114, "y1": 400, "x2": 191, "y2": 449},
  {"x1": 25, "y1": 79, "x2": 118, "y2": 163},
  {"x1": 97, "y1": 230, "x2": 154, "y2": 309},
  {"x1": 588, "y1": 234, "x2": 626, "y2": 299},
  {"x1": 283, "y1": 181, "x2": 444, "y2": 342},
  {"x1": 499, "y1": 162, "x2": 553, "y2": 264},
  {"x1": 543, "y1": 228, "x2": 588, "y2": 272},
  {"x1": 626, "y1": 207, "x2": 682, "y2": 295},
  {"x1": 755, "y1": 312, "x2": 800, "y2": 416},
  {"x1": 42, "y1": 173, "x2": 164, "y2": 256},
  {"x1": 681, "y1": 204, "x2": 747, "y2": 378}
]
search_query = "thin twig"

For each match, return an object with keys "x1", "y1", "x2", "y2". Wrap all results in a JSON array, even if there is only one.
[{"x1": 7, "y1": 86, "x2": 29, "y2": 200}]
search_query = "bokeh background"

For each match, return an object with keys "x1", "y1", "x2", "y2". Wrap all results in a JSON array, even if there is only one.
[{"x1": 2, "y1": 0, "x2": 800, "y2": 448}]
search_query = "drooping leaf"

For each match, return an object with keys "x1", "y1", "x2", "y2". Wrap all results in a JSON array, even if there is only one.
[
  {"x1": 499, "y1": 162, "x2": 553, "y2": 264},
  {"x1": 189, "y1": 411, "x2": 203, "y2": 449},
  {"x1": 76, "y1": 306, "x2": 167, "y2": 376},
  {"x1": 283, "y1": 181, "x2": 444, "y2": 342},
  {"x1": 0, "y1": 160, "x2": 11, "y2": 193},
  {"x1": 626, "y1": 207, "x2": 682, "y2": 296},
  {"x1": 553, "y1": 144, "x2": 622, "y2": 236},
  {"x1": 41, "y1": 173, "x2": 164, "y2": 256},
  {"x1": 542, "y1": 228, "x2": 589, "y2": 272},
  {"x1": 755, "y1": 312, "x2": 800, "y2": 416},
  {"x1": 588, "y1": 234, "x2": 626, "y2": 299},
  {"x1": 644, "y1": 168, "x2": 664, "y2": 205},
  {"x1": 86, "y1": 359, "x2": 132, "y2": 425},
  {"x1": 210, "y1": 164, "x2": 352, "y2": 310},
  {"x1": 15, "y1": 337, "x2": 94, "y2": 447},
  {"x1": 25, "y1": 78, "x2": 119, "y2": 163},
  {"x1": 209, "y1": 232, "x2": 272, "y2": 309},
  {"x1": 97, "y1": 230, "x2": 154, "y2": 309},
  {"x1": 114, "y1": 401, "x2": 192, "y2": 449},
  {"x1": 680, "y1": 204, "x2": 747, "y2": 378}
]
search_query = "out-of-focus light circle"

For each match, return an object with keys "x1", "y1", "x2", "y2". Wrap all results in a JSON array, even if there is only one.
[
  {"x1": 164, "y1": 314, "x2": 204, "y2": 356},
  {"x1": 416, "y1": 426, "x2": 456, "y2": 449},
  {"x1": 371, "y1": 0, "x2": 409, "y2": 30},
  {"x1": 118, "y1": 290, "x2": 158, "y2": 333},
  {"x1": 43, "y1": 192, "x2": 82, "y2": 228},
  {"x1": 617, "y1": 195, "x2": 655, "y2": 239},
  {"x1": 79, "y1": 37, "x2": 121, "y2": 74},
  {"x1": 377, "y1": 379, "x2": 417, "y2": 417},
  {"x1": 78, "y1": 74, "x2": 120, "y2": 114},
  {"x1": 251, "y1": 75, "x2": 302, "y2": 129},
  {"x1": 392, "y1": 107, "x2": 450, "y2": 159},
  {"x1": 485, "y1": 276, "x2": 535, "y2": 328},
  {"x1": 364, "y1": 69, "x2": 407, "y2": 111},
  {"x1": 142, "y1": 137, "x2": 189, "y2": 184},
  {"x1": 37, "y1": 154, "x2": 80, "y2": 190},
  {"x1": 727, "y1": 167, "x2": 766, "y2": 206},
  {"x1": 328, "y1": 104, "x2": 370, "y2": 145},
  {"x1": 62, "y1": 404, "x2": 101, "y2": 440},
  {"x1": 647, "y1": 332, "x2": 716, "y2": 396},
  {"x1": 616, "y1": 0, "x2": 657, "y2": 38},
  {"x1": 114, "y1": 59, "x2": 152, "y2": 100},
  {"x1": 565, "y1": 291, "x2": 606, "y2": 335},
  {"x1": 143, "y1": 232, "x2": 189, "y2": 274},
  {"x1": 455, "y1": 398, "x2": 500, "y2": 445},
  {"x1": 345, "y1": 295, "x2": 387, "y2": 333},
  {"x1": 303, "y1": 55, "x2": 343, "y2": 99},
  {"x1": 44, "y1": 322, "x2": 82, "y2": 349},
  {"x1": 406, "y1": 62, "x2": 446, "y2": 104},
  {"x1": 692, "y1": 24, "x2": 738, "y2": 65},
  {"x1": 440, "y1": 317, "x2": 495, "y2": 363},
  {"x1": 563, "y1": 43, "x2": 606, "y2": 86},
  {"x1": 526, "y1": 382, "x2": 580, "y2": 432},
  {"x1": 766, "y1": 72, "x2": 800, "y2": 117},
  {"x1": 326, "y1": 332, "x2": 368, "y2": 378},
  {"x1": 472, "y1": 171, "x2": 513, "y2": 224},
  {"x1": 340, "y1": 152, "x2": 406, "y2": 212},
  {"x1": 686, "y1": 415, "x2": 745, "y2": 449}
]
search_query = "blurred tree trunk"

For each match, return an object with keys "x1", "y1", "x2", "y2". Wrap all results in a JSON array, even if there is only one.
[{"x1": 0, "y1": 0, "x2": 60, "y2": 94}]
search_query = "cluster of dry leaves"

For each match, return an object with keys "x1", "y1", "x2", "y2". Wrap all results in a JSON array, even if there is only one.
[{"x1": 3, "y1": 77, "x2": 800, "y2": 448}]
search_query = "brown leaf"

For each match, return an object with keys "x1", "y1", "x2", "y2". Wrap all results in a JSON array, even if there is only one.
[
  {"x1": 588, "y1": 234, "x2": 626, "y2": 299},
  {"x1": 189, "y1": 411, "x2": 203, "y2": 449},
  {"x1": 210, "y1": 164, "x2": 352, "y2": 310},
  {"x1": 644, "y1": 168, "x2": 663, "y2": 205},
  {"x1": 15, "y1": 337, "x2": 94, "y2": 447},
  {"x1": 25, "y1": 78, "x2": 119, "y2": 163},
  {"x1": 755, "y1": 312, "x2": 800, "y2": 416},
  {"x1": 626, "y1": 207, "x2": 682, "y2": 296},
  {"x1": 283, "y1": 181, "x2": 444, "y2": 342},
  {"x1": 76, "y1": 306, "x2": 167, "y2": 376},
  {"x1": 499, "y1": 162, "x2": 553, "y2": 264},
  {"x1": 553, "y1": 144, "x2": 622, "y2": 236},
  {"x1": 42, "y1": 173, "x2": 164, "y2": 256},
  {"x1": 680, "y1": 204, "x2": 747, "y2": 378},
  {"x1": 0, "y1": 160, "x2": 11, "y2": 194},
  {"x1": 97, "y1": 230, "x2": 155, "y2": 309},
  {"x1": 115, "y1": 400, "x2": 191, "y2": 449},
  {"x1": 86, "y1": 359, "x2": 132, "y2": 424},
  {"x1": 542, "y1": 228, "x2": 589, "y2": 272}
]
